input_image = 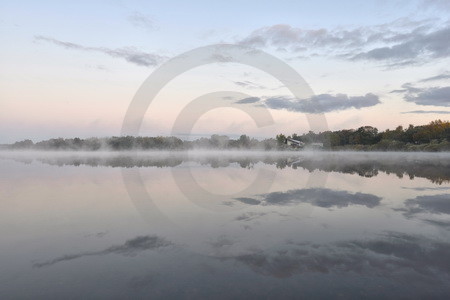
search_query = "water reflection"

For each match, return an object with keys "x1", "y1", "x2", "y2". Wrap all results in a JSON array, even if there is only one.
[
  {"x1": 234, "y1": 188, "x2": 382, "y2": 208},
  {"x1": 1, "y1": 151, "x2": 449, "y2": 299},
  {"x1": 402, "y1": 194, "x2": 450, "y2": 216},
  {"x1": 396, "y1": 194, "x2": 450, "y2": 230},
  {"x1": 2, "y1": 151, "x2": 449, "y2": 184},
  {"x1": 223, "y1": 231, "x2": 450, "y2": 280},
  {"x1": 30, "y1": 230, "x2": 450, "y2": 297},
  {"x1": 293, "y1": 155, "x2": 450, "y2": 185},
  {"x1": 33, "y1": 235, "x2": 172, "y2": 268}
]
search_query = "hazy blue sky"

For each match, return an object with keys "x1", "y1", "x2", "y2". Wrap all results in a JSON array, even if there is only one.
[{"x1": 0, "y1": 0, "x2": 449, "y2": 143}]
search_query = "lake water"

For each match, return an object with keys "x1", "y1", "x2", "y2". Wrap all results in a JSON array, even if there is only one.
[{"x1": 1, "y1": 151, "x2": 449, "y2": 299}]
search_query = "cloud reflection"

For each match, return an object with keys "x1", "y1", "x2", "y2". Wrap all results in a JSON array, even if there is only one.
[
  {"x1": 225, "y1": 232, "x2": 450, "y2": 281},
  {"x1": 401, "y1": 194, "x2": 450, "y2": 216},
  {"x1": 33, "y1": 235, "x2": 172, "y2": 268},
  {"x1": 235, "y1": 188, "x2": 382, "y2": 208}
]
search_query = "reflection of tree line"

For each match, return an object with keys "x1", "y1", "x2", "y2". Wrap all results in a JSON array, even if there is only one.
[
  {"x1": 10, "y1": 154, "x2": 450, "y2": 184},
  {"x1": 37, "y1": 156, "x2": 185, "y2": 168},
  {"x1": 30, "y1": 155, "x2": 293, "y2": 169},
  {"x1": 290, "y1": 158, "x2": 450, "y2": 184}
]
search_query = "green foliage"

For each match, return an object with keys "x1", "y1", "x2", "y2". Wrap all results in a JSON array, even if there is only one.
[
  {"x1": 276, "y1": 134, "x2": 286, "y2": 147},
  {"x1": 6, "y1": 120, "x2": 450, "y2": 152},
  {"x1": 12, "y1": 139, "x2": 34, "y2": 149},
  {"x1": 287, "y1": 120, "x2": 450, "y2": 151},
  {"x1": 8, "y1": 134, "x2": 282, "y2": 151}
]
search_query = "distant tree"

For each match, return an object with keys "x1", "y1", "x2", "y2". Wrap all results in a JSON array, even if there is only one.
[
  {"x1": 210, "y1": 134, "x2": 230, "y2": 149},
  {"x1": 12, "y1": 139, "x2": 34, "y2": 149},
  {"x1": 237, "y1": 135, "x2": 250, "y2": 148},
  {"x1": 6, "y1": 119, "x2": 450, "y2": 152},
  {"x1": 276, "y1": 134, "x2": 286, "y2": 147},
  {"x1": 108, "y1": 136, "x2": 134, "y2": 150}
]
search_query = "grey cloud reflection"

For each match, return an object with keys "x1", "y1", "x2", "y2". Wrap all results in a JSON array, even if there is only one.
[
  {"x1": 234, "y1": 188, "x2": 382, "y2": 208},
  {"x1": 33, "y1": 235, "x2": 172, "y2": 268},
  {"x1": 403, "y1": 194, "x2": 450, "y2": 216},
  {"x1": 222, "y1": 232, "x2": 450, "y2": 282}
]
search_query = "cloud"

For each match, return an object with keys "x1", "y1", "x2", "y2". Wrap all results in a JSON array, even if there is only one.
[
  {"x1": 84, "y1": 231, "x2": 109, "y2": 238},
  {"x1": 85, "y1": 64, "x2": 109, "y2": 71},
  {"x1": 33, "y1": 235, "x2": 172, "y2": 268},
  {"x1": 390, "y1": 82, "x2": 423, "y2": 94},
  {"x1": 236, "y1": 19, "x2": 449, "y2": 67},
  {"x1": 421, "y1": 0, "x2": 450, "y2": 11},
  {"x1": 234, "y1": 211, "x2": 291, "y2": 223},
  {"x1": 234, "y1": 188, "x2": 382, "y2": 208},
  {"x1": 404, "y1": 86, "x2": 450, "y2": 107},
  {"x1": 419, "y1": 71, "x2": 450, "y2": 82},
  {"x1": 128, "y1": 12, "x2": 154, "y2": 30},
  {"x1": 210, "y1": 53, "x2": 234, "y2": 62},
  {"x1": 349, "y1": 26, "x2": 450, "y2": 65},
  {"x1": 238, "y1": 24, "x2": 375, "y2": 50},
  {"x1": 233, "y1": 197, "x2": 262, "y2": 206},
  {"x1": 233, "y1": 80, "x2": 267, "y2": 90},
  {"x1": 401, "y1": 110, "x2": 450, "y2": 114},
  {"x1": 235, "y1": 97, "x2": 261, "y2": 104},
  {"x1": 34, "y1": 35, "x2": 164, "y2": 67},
  {"x1": 262, "y1": 93, "x2": 380, "y2": 113},
  {"x1": 390, "y1": 72, "x2": 450, "y2": 108},
  {"x1": 391, "y1": 81, "x2": 450, "y2": 107}
]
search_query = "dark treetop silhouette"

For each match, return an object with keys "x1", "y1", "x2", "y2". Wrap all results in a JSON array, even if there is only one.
[{"x1": 4, "y1": 120, "x2": 450, "y2": 152}]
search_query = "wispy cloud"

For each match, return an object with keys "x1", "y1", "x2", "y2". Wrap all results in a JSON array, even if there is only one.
[
  {"x1": 394, "y1": 194, "x2": 450, "y2": 229},
  {"x1": 224, "y1": 232, "x2": 450, "y2": 281},
  {"x1": 33, "y1": 235, "x2": 172, "y2": 268},
  {"x1": 235, "y1": 97, "x2": 261, "y2": 104},
  {"x1": 238, "y1": 23, "x2": 376, "y2": 50},
  {"x1": 348, "y1": 26, "x2": 450, "y2": 65},
  {"x1": 400, "y1": 194, "x2": 450, "y2": 217},
  {"x1": 421, "y1": 0, "x2": 450, "y2": 11},
  {"x1": 234, "y1": 188, "x2": 382, "y2": 208},
  {"x1": 236, "y1": 19, "x2": 449, "y2": 67},
  {"x1": 390, "y1": 82, "x2": 423, "y2": 94},
  {"x1": 233, "y1": 80, "x2": 267, "y2": 90},
  {"x1": 401, "y1": 110, "x2": 450, "y2": 114},
  {"x1": 34, "y1": 35, "x2": 164, "y2": 67},
  {"x1": 128, "y1": 12, "x2": 154, "y2": 30},
  {"x1": 391, "y1": 77, "x2": 450, "y2": 107},
  {"x1": 419, "y1": 71, "x2": 450, "y2": 82},
  {"x1": 404, "y1": 86, "x2": 450, "y2": 107},
  {"x1": 266, "y1": 93, "x2": 380, "y2": 113},
  {"x1": 235, "y1": 93, "x2": 381, "y2": 113}
]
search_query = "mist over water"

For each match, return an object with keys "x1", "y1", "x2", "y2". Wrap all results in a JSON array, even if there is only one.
[{"x1": 1, "y1": 151, "x2": 449, "y2": 299}]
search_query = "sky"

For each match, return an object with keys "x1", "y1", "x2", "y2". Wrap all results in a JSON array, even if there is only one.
[{"x1": 0, "y1": 0, "x2": 449, "y2": 143}]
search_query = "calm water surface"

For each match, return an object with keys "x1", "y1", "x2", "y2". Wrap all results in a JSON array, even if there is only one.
[{"x1": 0, "y1": 151, "x2": 449, "y2": 299}]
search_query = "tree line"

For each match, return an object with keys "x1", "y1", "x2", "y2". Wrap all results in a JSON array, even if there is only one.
[
  {"x1": 7, "y1": 135, "x2": 278, "y2": 151},
  {"x1": 278, "y1": 119, "x2": 450, "y2": 151},
  {"x1": 4, "y1": 119, "x2": 450, "y2": 151}
]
